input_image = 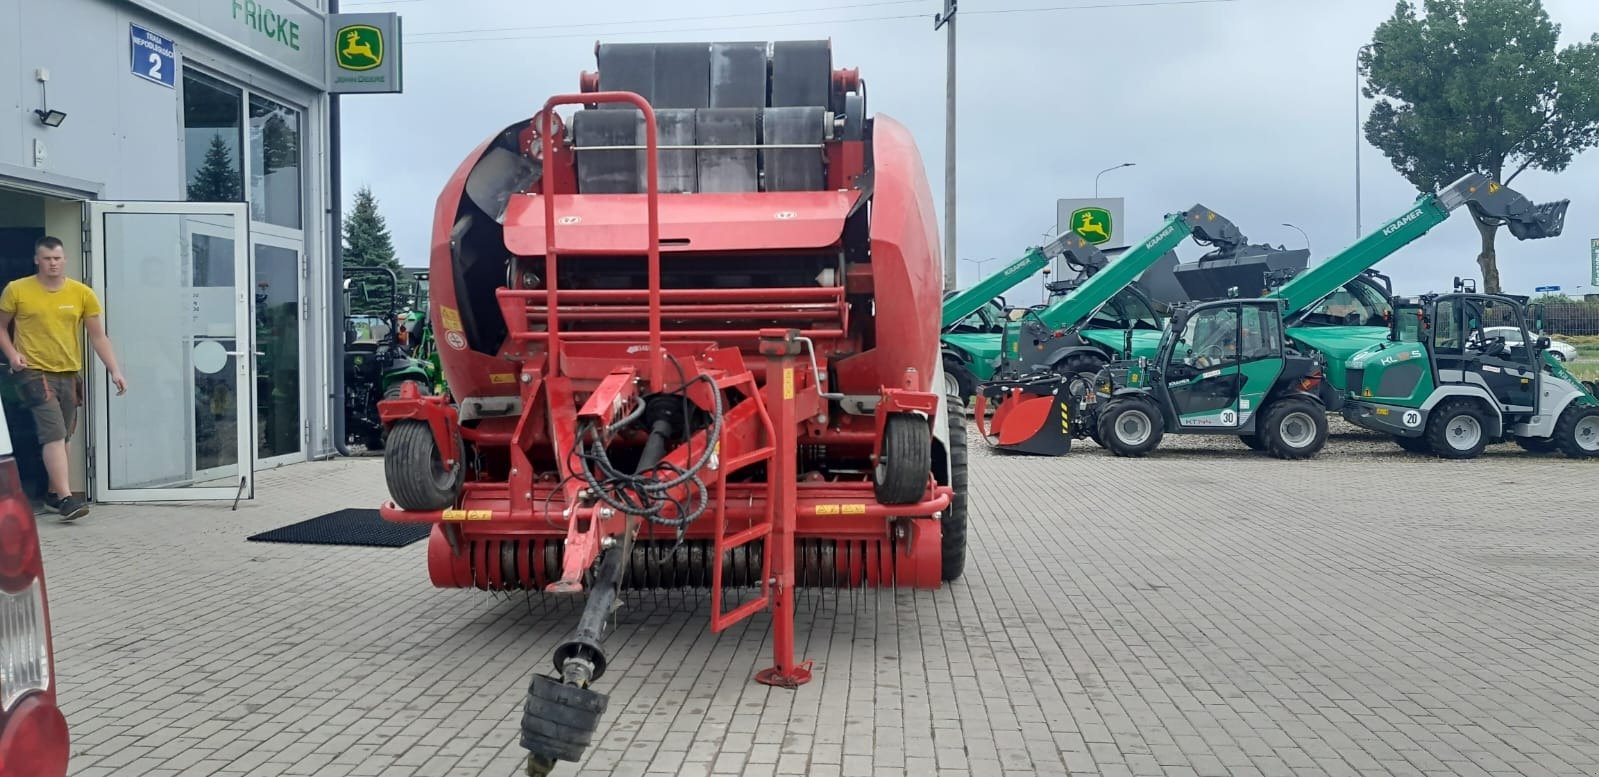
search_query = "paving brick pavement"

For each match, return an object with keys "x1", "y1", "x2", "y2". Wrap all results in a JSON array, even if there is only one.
[{"x1": 37, "y1": 427, "x2": 1599, "y2": 776}]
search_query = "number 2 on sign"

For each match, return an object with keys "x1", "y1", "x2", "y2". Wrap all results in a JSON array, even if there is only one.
[{"x1": 149, "y1": 52, "x2": 162, "y2": 80}]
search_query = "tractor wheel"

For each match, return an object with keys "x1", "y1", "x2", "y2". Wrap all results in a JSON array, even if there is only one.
[
  {"x1": 1259, "y1": 397, "x2": 1327, "y2": 460},
  {"x1": 1424, "y1": 399, "x2": 1489, "y2": 459},
  {"x1": 1238, "y1": 434, "x2": 1265, "y2": 451},
  {"x1": 385, "y1": 420, "x2": 463, "y2": 511},
  {"x1": 1552, "y1": 403, "x2": 1599, "y2": 459},
  {"x1": 875, "y1": 414, "x2": 932, "y2": 505},
  {"x1": 942, "y1": 355, "x2": 978, "y2": 406},
  {"x1": 1096, "y1": 397, "x2": 1163, "y2": 458},
  {"x1": 941, "y1": 399, "x2": 968, "y2": 582}
]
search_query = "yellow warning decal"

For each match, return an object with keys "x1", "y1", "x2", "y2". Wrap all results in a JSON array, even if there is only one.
[
  {"x1": 440, "y1": 306, "x2": 463, "y2": 331},
  {"x1": 442, "y1": 509, "x2": 492, "y2": 521},
  {"x1": 841, "y1": 504, "x2": 866, "y2": 515},
  {"x1": 814, "y1": 504, "x2": 840, "y2": 515},
  {"x1": 1375, "y1": 408, "x2": 1389, "y2": 416},
  {"x1": 783, "y1": 367, "x2": 794, "y2": 399},
  {"x1": 490, "y1": 373, "x2": 515, "y2": 384}
]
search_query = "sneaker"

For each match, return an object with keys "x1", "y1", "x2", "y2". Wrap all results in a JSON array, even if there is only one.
[{"x1": 44, "y1": 494, "x2": 89, "y2": 521}]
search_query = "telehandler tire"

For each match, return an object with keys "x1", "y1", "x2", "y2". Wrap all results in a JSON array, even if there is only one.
[
  {"x1": 1553, "y1": 403, "x2": 1599, "y2": 459},
  {"x1": 1239, "y1": 434, "x2": 1265, "y2": 451},
  {"x1": 1425, "y1": 399, "x2": 1489, "y2": 459},
  {"x1": 1097, "y1": 397, "x2": 1163, "y2": 458},
  {"x1": 1259, "y1": 397, "x2": 1327, "y2": 460}
]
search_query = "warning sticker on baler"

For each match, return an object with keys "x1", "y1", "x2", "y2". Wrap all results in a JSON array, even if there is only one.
[
  {"x1": 440, "y1": 306, "x2": 463, "y2": 331},
  {"x1": 813, "y1": 504, "x2": 867, "y2": 515},
  {"x1": 783, "y1": 367, "x2": 794, "y2": 399},
  {"x1": 442, "y1": 509, "x2": 492, "y2": 521}
]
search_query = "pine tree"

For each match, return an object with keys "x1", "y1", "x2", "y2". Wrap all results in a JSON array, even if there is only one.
[
  {"x1": 187, "y1": 134, "x2": 242, "y2": 202},
  {"x1": 343, "y1": 185, "x2": 409, "y2": 317}
]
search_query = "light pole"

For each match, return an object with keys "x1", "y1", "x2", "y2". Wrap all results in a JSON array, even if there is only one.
[
  {"x1": 935, "y1": 0, "x2": 958, "y2": 291},
  {"x1": 962, "y1": 256, "x2": 1003, "y2": 282},
  {"x1": 1281, "y1": 222, "x2": 1309, "y2": 253},
  {"x1": 1355, "y1": 41, "x2": 1382, "y2": 240},
  {"x1": 1095, "y1": 162, "x2": 1135, "y2": 197}
]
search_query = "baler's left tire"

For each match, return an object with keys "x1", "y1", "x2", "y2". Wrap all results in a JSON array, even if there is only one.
[
  {"x1": 385, "y1": 420, "x2": 463, "y2": 511},
  {"x1": 941, "y1": 400, "x2": 968, "y2": 582},
  {"x1": 875, "y1": 414, "x2": 931, "y2": 505}
]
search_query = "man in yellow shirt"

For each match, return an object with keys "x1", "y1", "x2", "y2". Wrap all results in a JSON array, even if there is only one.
[{"x1": 0, "y1": 236, "x2": 127, "y2": 520}]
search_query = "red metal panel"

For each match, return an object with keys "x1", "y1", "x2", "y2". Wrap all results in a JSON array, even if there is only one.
[{"x1": 503, "y1": 191, "x2": 860, "y2": 255}]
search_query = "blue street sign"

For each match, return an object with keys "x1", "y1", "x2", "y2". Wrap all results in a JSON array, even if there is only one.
[
  {"x1": 130, "y1": 23, "x2": 176, "y2": 88},
  {"x1": 1535, "y1": 285, "x2": 1561, "y2": 293}
]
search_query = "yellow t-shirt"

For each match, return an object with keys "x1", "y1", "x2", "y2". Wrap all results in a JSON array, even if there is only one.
[{"x1": 0, "y1": 276, "x2": 102, "y2": 373}]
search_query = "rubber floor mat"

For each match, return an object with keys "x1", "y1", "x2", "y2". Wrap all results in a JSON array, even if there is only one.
[{"x1": 246, "y1": 508, "x2": 429, "y2": 548}]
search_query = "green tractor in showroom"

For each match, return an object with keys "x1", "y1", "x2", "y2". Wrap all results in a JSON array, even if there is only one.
[{"x1": 1341, "y1": 279, "x2": 1599, "y2": 459}]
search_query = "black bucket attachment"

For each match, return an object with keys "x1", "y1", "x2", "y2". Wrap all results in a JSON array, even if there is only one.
[
  {"x1": 1440, "y1": 173, "x2": 1570, "y2": 241},
  {"x1": 1173, "y1": 243, "x2": 1311, "y2": 302}
]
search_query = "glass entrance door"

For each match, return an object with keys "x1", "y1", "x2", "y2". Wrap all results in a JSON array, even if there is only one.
[
  {"x1": 86, "y1": 201, "x2": 256, "y2": 501},
  {"x1": 253, "y1": 234, "x2": 303, "y2": 467}
]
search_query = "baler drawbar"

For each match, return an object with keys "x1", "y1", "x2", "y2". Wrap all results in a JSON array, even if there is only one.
[{"x1": 376, "y1": 40, "x2": 965, "y2": 775}]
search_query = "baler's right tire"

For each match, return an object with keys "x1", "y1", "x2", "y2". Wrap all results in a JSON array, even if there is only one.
[
  {"x1": 1097, "y1": 397, "x2": 1163, "y2": 458},
  {"x1": 1425, "y1": 399, "x2": 1489, "y2": 459},
  {"x1": 941, "y1": 400, "x2": 968, "y2": 582},
  {"x1": 1552, "y1": 403, "x2": 1599, "y2": 458},
  {"x1": 1259, "y1": 397, "x2": 1327, "y2": 460},
  {"x1": 875, "y1": 414, "x2": 932, "y2": 505},
  {"x1": 385, "y1": 420, "x2": 463, "y2": 511}
]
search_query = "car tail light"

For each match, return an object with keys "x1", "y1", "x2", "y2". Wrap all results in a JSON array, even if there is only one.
[
  {"x1": 0, "y1": 466, "x2": 51, "y2": 716},
  {"x1": 0, "y1": 580, "x2": 48, "y2": 714}
]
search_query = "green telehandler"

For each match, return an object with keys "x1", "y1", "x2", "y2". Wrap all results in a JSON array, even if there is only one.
[
  {"x1": 978, "y1": 172, "x2": 1570, "y2": 456},
  {"x1": 1341, "y1": 278, "x2": 1599, "y2": 459}
]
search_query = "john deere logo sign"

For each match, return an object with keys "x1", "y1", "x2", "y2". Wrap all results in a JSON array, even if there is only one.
[
  {"x1": 1071, "y1": 207, "x2": 1113, "y2": 245},
  {"x1": 336, "y1": 25, "x2": 382, "y2": 70}
]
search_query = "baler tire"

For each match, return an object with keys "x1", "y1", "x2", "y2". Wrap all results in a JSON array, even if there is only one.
[
  {"x1": 1259, "y1": 397, "x2": 1327, "y2": 460},
  {"x1": 1552, "y1": 403, "x2": 1599, "y2": 458},
  {"x1": 1424, "y1": 399, "x2": 1489, "y2": 459},
  {"x1": 875, "y1": 414, "x2": 932, "y2": 505},
  {"x1": 941, "y1": 400, "x2": 968, "y2": 582},
  {"x1": 385, "y1": 420, "x2": 463, "y2": 511},
  {"x1": 1097, "y1": 397, "x2": 1163, "y2": 458}
]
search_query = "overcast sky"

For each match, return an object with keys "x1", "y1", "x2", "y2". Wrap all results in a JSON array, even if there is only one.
[{"x1": 337, "y1": 0, "x2": 1599, "y2": 303}]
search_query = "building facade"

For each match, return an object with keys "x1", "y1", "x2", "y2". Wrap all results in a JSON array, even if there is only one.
[{"x1": 1, "y1": 0, "x2": 396, "y2": 503}]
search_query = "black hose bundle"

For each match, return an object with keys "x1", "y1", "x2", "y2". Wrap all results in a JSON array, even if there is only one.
[{"x1": 572, "y1": 368, "x2": 725, "y2": 534}]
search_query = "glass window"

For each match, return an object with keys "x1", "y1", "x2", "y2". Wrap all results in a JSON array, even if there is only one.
[
  {"x1": 1303, "y1": 280, "x2": 1392, "y2": 327},
  {"x1": 1240, "y1": 305, "x2": 1277, "y2": 361},
  {"x1": 256, "y1": 243, "x2": 301, "y2": 459},
  {"x1": 249, "y1": 95, "x2": 303, "y2": 228},
  {"x1": 1433, "y1": 299, "x2": 1462, "y2": 353},
  {"x1": 1178, "y1": 306, "x2": 1240, "y2": 368},
  {"x1": 183, "y1": 71, "x2": 244, "y2": 202}
]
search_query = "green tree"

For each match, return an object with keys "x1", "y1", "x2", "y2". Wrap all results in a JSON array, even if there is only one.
[
  {"x1": 1360, "y1": 0, "x2": 1599, "y2": 293},
  {"x1": 187, "y1": 134, "x2": 242, "y2": 202},
  {"x1": 342, "y1": 185, "x2": 410, "y2": 317}
]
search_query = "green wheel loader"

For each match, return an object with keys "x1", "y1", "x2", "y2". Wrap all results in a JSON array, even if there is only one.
[{"x1": 1342, "y1": 280, "x2": 1599, "y2": 459}]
